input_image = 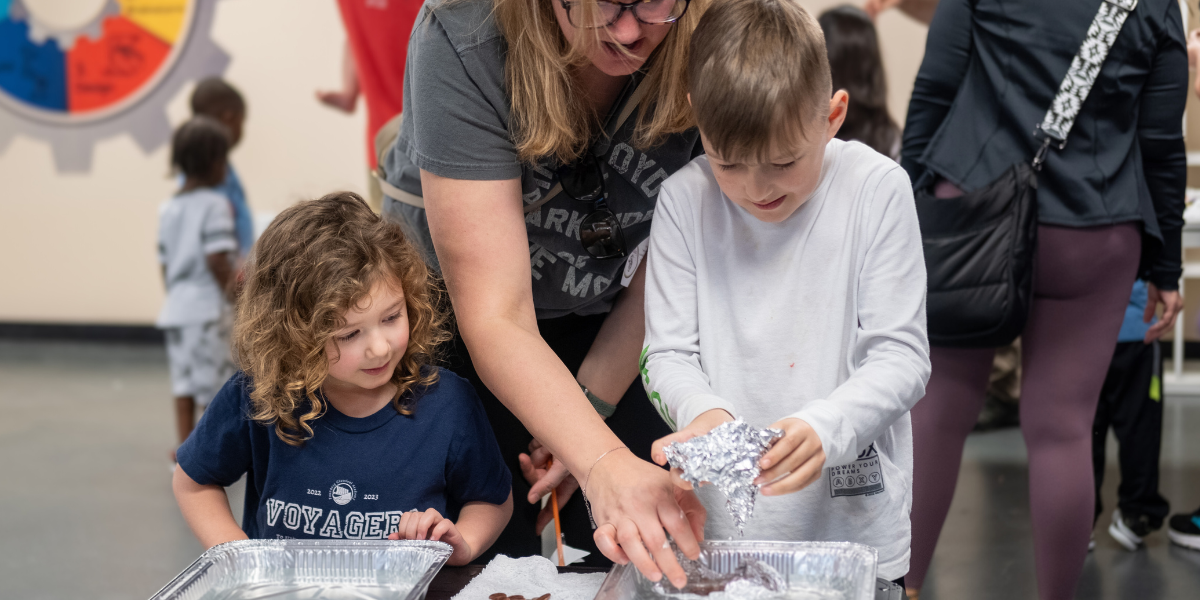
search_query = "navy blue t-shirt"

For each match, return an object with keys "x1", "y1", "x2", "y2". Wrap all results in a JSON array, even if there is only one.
[{"x1": 177, "y1": 367, "x2": 511, "y2": 540}]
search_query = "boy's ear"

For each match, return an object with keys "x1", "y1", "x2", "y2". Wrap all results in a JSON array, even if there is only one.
[{"x1": 826, "y1": 90, "x2": 849, "y2": 141}]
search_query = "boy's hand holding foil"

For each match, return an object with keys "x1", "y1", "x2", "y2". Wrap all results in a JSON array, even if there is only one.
[
  {"x1": 652, "y1": 410, "x2": 827, "y2": 497},
  {"x1": 652, "y1": 416, "x2": 787, "y2": 534},
  {"x1": 755, "y1": 418, "x2": 827, "y2": 496}
]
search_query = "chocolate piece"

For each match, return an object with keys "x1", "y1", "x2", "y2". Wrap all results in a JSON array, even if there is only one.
[
  {"x1": 534, "y1": 594, "x2": 551, "y2": 600},
  {"x1": 489, "y1": 593, "x2": 507, "y2": 600}
]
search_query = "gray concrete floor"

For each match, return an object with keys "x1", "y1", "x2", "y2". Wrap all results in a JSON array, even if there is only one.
[
  {"x1": 921, "y1": 392, "x2": 1200, "y2": 599},
  {"x1": 1, "y1": 340, "x2": 1199, "y2": 599}
]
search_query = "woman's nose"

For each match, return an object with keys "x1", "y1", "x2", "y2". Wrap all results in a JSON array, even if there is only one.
[{"x1": 606, "y1": 8, "x2": 642, "y2": 45}]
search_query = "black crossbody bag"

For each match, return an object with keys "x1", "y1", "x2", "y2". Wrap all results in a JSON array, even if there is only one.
[{"x1": 916, "y1": 0, "x2": 1139, "y2": 348}]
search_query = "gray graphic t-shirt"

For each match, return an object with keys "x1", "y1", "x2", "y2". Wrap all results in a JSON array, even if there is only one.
[{"x1": 382, "y1": 0, "x2": 701, "y2": 320}]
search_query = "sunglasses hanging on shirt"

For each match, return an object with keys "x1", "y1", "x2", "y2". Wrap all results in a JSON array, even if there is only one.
[{"x1": 556, "y1": 152, "x2": 628, "y2": 260}]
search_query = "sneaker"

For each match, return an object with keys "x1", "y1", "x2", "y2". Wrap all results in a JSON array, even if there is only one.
[
  {"x1": 1109, "y1": 509, "x2": 1153, "y2": 551},
  {"x1": 1168, "y1": 508, "x2": 1200, "y2": 551}
]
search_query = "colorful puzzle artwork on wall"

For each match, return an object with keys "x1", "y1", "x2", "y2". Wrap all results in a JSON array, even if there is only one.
[{"x1": 0, "y1": 0, "x2": 228, "y2": 172}]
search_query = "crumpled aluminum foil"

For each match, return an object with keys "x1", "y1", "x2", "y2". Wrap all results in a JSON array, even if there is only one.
[
  {"x1": 651, "y1": 545, "x2": 785, "y2": 598},
  {"x1": 664, "y1": 419, "x2": 783, "y2": 534}
]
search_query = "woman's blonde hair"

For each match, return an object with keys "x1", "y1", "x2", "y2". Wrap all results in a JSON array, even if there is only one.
[
  {"x1": 492, "y1": 0, "x2": 708, "y2": 163},
  {"x1": 234, "y1": 192, "x2": 451, "y2": 446}
]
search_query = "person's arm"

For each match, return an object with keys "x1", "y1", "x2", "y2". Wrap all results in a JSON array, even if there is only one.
[
  {"x1": 519, "y1": 262, "x2": 647, "y2": 533},
  {"x1": 316, "y1": 41, "x2": 360, "y2": 113},
  {"x1": 453, "y1": 495, "x2": 512, "y2": 562},
  {"x1": 1140, "y1": 2, "x2": 1188, "y2": 292},
  {"x1": 900, "y1": 0, "x2": 973, "y2": 184},
  {"x1": 206, "y1": 251, "x2": 236, "y2": 301},
  {"x1": 639, "y1": 184, "x2": 736, "y2": 431},
  {"x1": 201, "y1": 198, "x2": 238, "y2": 300},
  {"x1": 576, "y1": 260, "x2": 647, "y2": 406},
  {"x1": 172, "y1": 466, "x2": 248, "y2": 549},
  {"x1": 388, "y1": 494, "x2": 514, "y2": 565},
  {"x1": 779, "y1": 168, "x2": 930, "y2": 476},
  {"x1": 637, "y1": 183, "x2": 739, "y2": 483},
  {"x1": 1187, "y1": 29, "x2": 1200, "y2": 97},
  {"x1": 422, "y1": 172, "x2": 702, "y2": 588},
  {"x1": 864, "y1": 0, "x2": 940, "y2": 24},
  {"x1": 158, "y1": 235, "x2": 168, "y2": 290},
  {"x1": 1137, "y1": 2, "x2": 1189, "y2": 338}
]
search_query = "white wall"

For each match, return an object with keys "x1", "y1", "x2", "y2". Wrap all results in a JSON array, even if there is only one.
[
  {"x1": 0, "y1": 1, "x2": 928, "y2": 326},
  {"x1": 0, "y1": 0, "x2": 368, "y2": 325}
]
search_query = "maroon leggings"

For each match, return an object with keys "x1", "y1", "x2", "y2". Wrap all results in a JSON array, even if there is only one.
[{"x1": 908, "y1": 224, "x2": 1141, "y2": 599}]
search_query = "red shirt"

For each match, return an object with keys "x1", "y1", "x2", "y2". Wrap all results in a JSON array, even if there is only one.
[{"x1": 336, "y1": 0, "x2": 424, "y2": 168}]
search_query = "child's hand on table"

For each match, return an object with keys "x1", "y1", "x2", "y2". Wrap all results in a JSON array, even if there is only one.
[
  {"x1": 388, "y1": 508, "x2": 473, "y2": 566},
  {"x1": 755, "y1": 418, "x2": 826, "y2": 495},
  {"x1": 650, "y1": 408, "x2": 736, "y2": 490}
]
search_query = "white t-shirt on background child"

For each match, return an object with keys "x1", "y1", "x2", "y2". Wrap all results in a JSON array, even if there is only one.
[
  {"x1": 641, "y1": 139, "x2": 930, "y2": 580},
  {"x1": 157, "y1": 188, "x2": 237, "y2": 328}
]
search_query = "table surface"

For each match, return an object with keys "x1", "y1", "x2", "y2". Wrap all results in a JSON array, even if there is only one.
[{"x1": 426, "y1": 565, "x2": 610, "y2": 600}]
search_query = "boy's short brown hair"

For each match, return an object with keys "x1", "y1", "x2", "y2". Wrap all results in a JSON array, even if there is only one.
[
  {"x1": 234, "y1": 192, "x2": 450, "y2": 446},
  {"x1": 688, "y1": 0, "x2": 832, "y2": 162}
]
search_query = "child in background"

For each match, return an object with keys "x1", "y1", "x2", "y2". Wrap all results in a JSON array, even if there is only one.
[
  {"x1": 172, "y1": 193, "x2": 512, "y2": 564},
  {"x1": 818, "y1": 5, "x2": 901, "y2": 159},
  {"x1": 158, "y1": 116, "x2": 239, "y2": 457},
  {"x1": 1091, "y1": 280, "x2": 1170, "y2": 551},
  {"x1": 641, "y1": 0, "x2": 929, "y2": 586},
  {"x1": 190, "y1": 78, "x2": 254, "y2": 259}
]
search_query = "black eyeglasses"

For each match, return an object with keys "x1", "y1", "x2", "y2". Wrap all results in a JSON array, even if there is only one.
[
  {"x1": 560, "y1": 0, "x2": 691, "y2": 29},
  {"x1": 557, "y1": 153, "x2": 627, "y2": 260}
]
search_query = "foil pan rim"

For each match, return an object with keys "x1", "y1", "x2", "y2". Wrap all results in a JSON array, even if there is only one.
[
  {"x1": 593, "y1": 540, "x2": 879, "y2": 600},
  {"x1": 148, "y1": 539, "x2": 454, "y2": 600}
]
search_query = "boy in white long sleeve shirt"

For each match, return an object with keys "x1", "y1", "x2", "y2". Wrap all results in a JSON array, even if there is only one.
[{"x1": 641, "y1": 0, "x2": 930, "y2": 583}]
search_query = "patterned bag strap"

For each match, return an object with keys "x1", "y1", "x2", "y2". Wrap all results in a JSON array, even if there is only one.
[{"x1": 1033, "y1": 0, "x2": 1139, "y2": 169}]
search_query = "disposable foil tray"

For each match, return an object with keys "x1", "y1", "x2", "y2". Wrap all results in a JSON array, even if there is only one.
[
  {"x1": 593, "y1": 541, "x2": 879, "y2": 600},
  {"x1": 149, "y1": 540, "x2": 454, "y2": 600}
]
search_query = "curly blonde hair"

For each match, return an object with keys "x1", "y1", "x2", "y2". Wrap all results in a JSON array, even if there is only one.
[{"x1": 233, "y1": 192, "x2": 451, "y2": 446}]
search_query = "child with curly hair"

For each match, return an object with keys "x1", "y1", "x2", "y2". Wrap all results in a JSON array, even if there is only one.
[{"x1": 172, "y1": 192, "x2": 512, "y2": 565}]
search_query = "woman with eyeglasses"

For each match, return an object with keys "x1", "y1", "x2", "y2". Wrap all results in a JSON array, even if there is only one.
[{"x1": 376, "y1": 0, "x2": 707, "y2": 585}]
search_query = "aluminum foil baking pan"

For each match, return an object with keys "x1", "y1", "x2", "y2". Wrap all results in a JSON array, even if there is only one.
[
  {"x1": 149, "y1": 539, "x2": 454, "y2": 600},
  {"x1": 593, "y1": 541, "x2": 878, "y2": 600}
]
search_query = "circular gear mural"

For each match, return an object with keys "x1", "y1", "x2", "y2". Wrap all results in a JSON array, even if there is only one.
[{"x1": 0, "y1": 0, "x2": 229, "y2": 171}]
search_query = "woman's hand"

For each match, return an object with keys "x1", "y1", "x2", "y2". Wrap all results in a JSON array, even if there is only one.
[
  {"x1": 755, "y1": 418, "x2": 827, "y2": 496},
  {"x1": 1145, "y1": 283, "x2": 1182, "y2": 343},
  {"x1": 388, "y1": 508, "x2": 474, "y2": 566},
  {"x1": 1188, "y1": 29, "x2": 1200, "y2": 98},
  {"x1": 518, "y1": 439, "x2": 580, "y2": 535},
  {"x1": 863, "y1": 0, "x2": 902, "y2": 19},
  {"x1": 863, "y1": 0, "x2": 939, "y2": 25},
  {"x1": 650, "y1": 409, "x2": 735, "y2": 490},
  {"x1": 587, "y1": 450, "x2": 706, "y2": 589}
]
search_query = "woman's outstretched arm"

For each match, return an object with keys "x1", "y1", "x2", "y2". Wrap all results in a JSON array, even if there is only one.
[{"x1": 421, "y1": 171, "x2": 704, "y2": 588}]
